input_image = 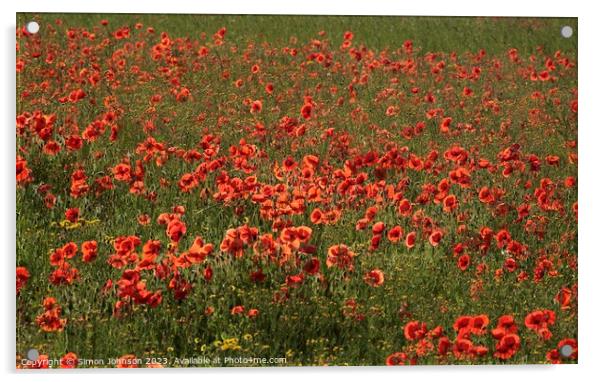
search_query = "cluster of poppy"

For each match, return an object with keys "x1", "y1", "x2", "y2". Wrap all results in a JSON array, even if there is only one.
[
  {"x1": 16, "y1": 18, "x2": 576, "y2": 366},
  {"x1": 387, "y1": 312, "x2": 577, "y2": 365},
  {"x1": 35, "y1": 297, "x2": 66, "y2": 333}
]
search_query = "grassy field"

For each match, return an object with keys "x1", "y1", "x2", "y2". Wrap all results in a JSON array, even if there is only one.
[{"x1": 16, "y1": 14, "x2": 577, "y2": 367}]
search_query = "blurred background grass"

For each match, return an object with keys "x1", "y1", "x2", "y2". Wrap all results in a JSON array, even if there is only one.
[{"x1": 18, "y1": 14, "x2": 577, "y2": 56}]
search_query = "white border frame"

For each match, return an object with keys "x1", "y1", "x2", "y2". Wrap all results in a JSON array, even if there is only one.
[{"x1": 3, "y1": 1, "x2": 599, "y2": 381}]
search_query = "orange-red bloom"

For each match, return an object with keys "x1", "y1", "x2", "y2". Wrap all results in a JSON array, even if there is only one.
[
  {"x1": 364, "y1": 269, "x2": 384, "y2": 287},
  {"x1": 326, "y1": 244, "x2": 357, "y2": 270}
]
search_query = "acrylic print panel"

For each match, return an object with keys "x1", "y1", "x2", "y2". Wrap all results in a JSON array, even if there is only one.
[{"x1": 15, "y1": 13, "x2": 577, "y2": 368}]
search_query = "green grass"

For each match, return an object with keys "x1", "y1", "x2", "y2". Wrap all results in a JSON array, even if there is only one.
[
  {"x1": 16, "y1": 14, "x2": 577, "y2": 367},
  {"x1": 19, "y1": 13, "x2": 577, "y2": 55}
]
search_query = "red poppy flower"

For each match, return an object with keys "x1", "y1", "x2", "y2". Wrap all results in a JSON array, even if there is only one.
[
  {"x1": 372, "y1": 221, "x2": 385, "y2": 235},
  {"x1": 478, "y1": 187, "x2": 495, "y2": 204},
  {"x1": 524, "y1": 309, "x2": 556, "y2": 339},
  {"x1": 16, "y1": 266, "x2": 30, "y2": 294},
  {"x1": 405, "y1": 231, "x2": 417, "y2": 249},
  {"x1": 231, "y1": 305, "x2": 245, "y2": 315},
  {"x1": 185, "y1": 236, "x2": 213, "y2": 263},
  {"x1": 471, "y1": 314, "x2": 489, "y2": 335},
  {"x1": 428, "y1": 230, "x2": 443, "y2": 247},
  {"x1": 457, "y1": 254, "x2": 471, "y2": 271},
  {"x1": 326, "y1": 244, "x2": 357, "y2": 270},
  {"x1": 494, "y1": 334, "x2": 521, "y2": 360},
  {"x1": 440, "y1": 117, "x2": 452, "y2": 133},
  {"x1": 250, "y1": 99, "x2": 263, "y2": 114},
  {"x1": 82, "y1": 240, "x2": 98, "y2": 262},
  {"x1": 442, "y1": 194, "x2": 458, "y2": 212},
  {"x1": 491, "y1": 315, "x2": 518, "y2": 339},
  {"x1": 438, "y1": 337, "x2": 451, "y2": 355},
  {"x1": 303, "y1": 257, "x2": 321, "y2": 275},
  {"x1": 65, "y1": 207, "x2": 80, "y2": 223},
  {"x1": 364, "y1": 269, "x2": 384, "y2": 287},
  {"x1": 247, "y1": 308, "x2": 259, "y2": 318},
  {"x1": 555, "y1": 287, "x2": 572, "y2": 310},
  {"x1": 301, "y1": 103, "x2": 313, "y2": 119},
  {"x1": 385, "y1": 352, "x2": 408, "y2": 366},
  {"x1": 310, "y1": 208, "x2": 324, "y2": 224},
  {"x1": 36, "y1": 297, "x2": 67, "y2": 332},
  {"x1": 387, "y1": 226, "x2": 404, "y2": 242},
  {"x1": 398, "y1": 199, "x2": 412, "y2": 216},
  {"x1": 166, "y1": 219, "x2": 187, "y2": 243},
  {"x1": 404, "y1": 321, "x2": 428, "y2": 341},
  {"x1": 60, "y1": 352, "x2": 78, "y2": 368}
]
